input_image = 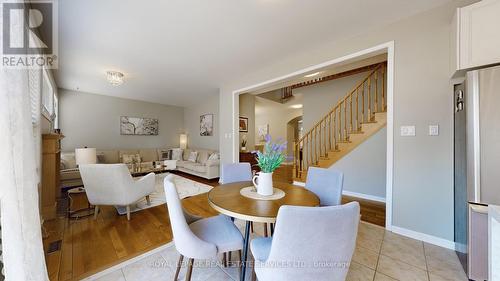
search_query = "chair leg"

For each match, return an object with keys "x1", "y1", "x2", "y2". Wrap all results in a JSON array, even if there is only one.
[
  {"x1": 185, "y1": 258, "x2": 194, "y2": 281},
  {"x1": 94, "y1": 206, "x2": 99, "y2": 220},
  {"x1": 238, "y1": 250, "x2": 242, "y2": 278},
  {"x1": 174, "y1": 255, "x2": 184, "y2": 281},
  {"x1": 250, "y1": 222, "x2": 254, "y2": 233},
  {"x1": 251, "y1": 256, "x2": 257, "y2": 281},
  {"x1": 146, "y1": 195, "x2": 151, "y2": 205},
  {"x1": 126, "y1": 205, "x2": 131, "y2": 220},
  {"x1": 228, "y1": 251, "x2": 232, "y2": 266},
  {"x1": 264, "y1": 223, "x2": 268, "y2": 237},
  {"x1": 222, "y1": 252, "x2": 227, "y2": 267}
]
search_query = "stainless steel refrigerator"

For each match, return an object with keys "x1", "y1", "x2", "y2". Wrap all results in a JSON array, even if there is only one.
[{"x1": 454, "y1": 64, "x2": 500, "y2": 280}]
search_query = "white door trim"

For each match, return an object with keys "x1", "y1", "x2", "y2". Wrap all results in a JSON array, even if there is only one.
[{"x1": 230, "y1": 41, "x2": 395, "y2": 230}]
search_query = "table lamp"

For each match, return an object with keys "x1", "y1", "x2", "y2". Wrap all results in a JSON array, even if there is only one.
[
  {"x1": 180, "y1": 134, "x2": 188, "y2": 150},
  {"x1": 75, "y1": 147, "x2": 97, "y2": 166}
]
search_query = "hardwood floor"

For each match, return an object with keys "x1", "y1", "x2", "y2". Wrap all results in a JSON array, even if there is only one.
[{"x1": 44, "y1": 168, "x2": 385, "y2": 280}]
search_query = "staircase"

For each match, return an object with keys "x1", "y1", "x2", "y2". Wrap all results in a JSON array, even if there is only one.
[{"x1": 293, "y1": 62, "x2": 387, "y2": 182}]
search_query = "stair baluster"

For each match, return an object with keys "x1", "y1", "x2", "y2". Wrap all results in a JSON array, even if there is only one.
[{"x1": 293, "y1": 63, "x2": 387, "y2": 179}]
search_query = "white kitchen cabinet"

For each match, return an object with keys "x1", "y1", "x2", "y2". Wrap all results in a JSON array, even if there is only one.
[{"x1": 453, "y1": 0, "x2": 500, "y2": 71}]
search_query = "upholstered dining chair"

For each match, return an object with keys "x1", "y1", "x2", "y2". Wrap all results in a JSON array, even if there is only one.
[
  {"x1": 79, "y1": 164, "x2": 155, "y2": 220},
  {"x1": 220, "y1": 162, "x2": 265, "y2": 237},
  {"x1": 305, "y1": 167, "x2": 344, "y2": 206},
  {"x1": 250, "y1": 202, "x2": 360, "y2": 281},
  {"x1": 220, "y1": 162, "x2": 253, "y2": 184},
  {"x1": 163, "y1": 175, "x2": 244, "y2": 281}
]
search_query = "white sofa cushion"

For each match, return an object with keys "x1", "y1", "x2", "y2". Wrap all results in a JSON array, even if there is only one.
[
  {"x1": 172, "y1": 148, "x2": 183, "y2": 160},
  {"x1": 61, "y1": 152, "x2": 77, "y2": 169}
]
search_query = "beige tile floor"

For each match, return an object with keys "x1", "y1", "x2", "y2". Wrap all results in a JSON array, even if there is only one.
[
  {"x1": 347, "y1": 222, "x2": 468, "y2": 281},
  {"x1": 87, "y1": 221, "x2": 468, "y2": 281}
]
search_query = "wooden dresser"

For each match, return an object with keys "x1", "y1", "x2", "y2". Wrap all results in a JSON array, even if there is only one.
[
  {"x1": 41, "y1": 133, "x2": 63, "y2": 221},
  {"x1": 239, "y1": 151, "x2": 260, "y2": 172}
]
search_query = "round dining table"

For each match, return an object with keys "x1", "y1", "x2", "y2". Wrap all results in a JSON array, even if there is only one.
[{"x1": 208, "y1": 181, "x2": 320, "y2": 281}]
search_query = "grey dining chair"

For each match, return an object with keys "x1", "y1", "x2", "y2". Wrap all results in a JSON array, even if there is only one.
[
  {"x1": 163, "y1": 175, "x2": 243, "y2": 281},
  {"x1": 305, "y1": 167, "x2": 344, "y2": 206},
  {"x1": 220, "y1": 162, "x2": 253, "y2": 184},
  {"x1": 250, "y1": 202, "x2": 360, "y2": 281}
]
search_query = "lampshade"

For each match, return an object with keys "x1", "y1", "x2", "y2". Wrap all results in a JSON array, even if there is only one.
[
  {"x1": 180, "y1": 134, "x2": 188, "y2": 149},
  {"x1": 75, "y1": 148, "x2": 97, "y2": 165}
]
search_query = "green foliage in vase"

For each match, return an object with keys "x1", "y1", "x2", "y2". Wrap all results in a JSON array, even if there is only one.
[{"x1": 254, "y1": 135, "x2": 287, "y2": 173}]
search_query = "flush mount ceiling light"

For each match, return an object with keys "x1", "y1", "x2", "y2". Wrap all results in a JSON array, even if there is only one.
[
  {"x1": 106, "y1": 70, "x2": 124, "y2": 86},
  {"x1": 290, "y1": 104, "x2": 303, "y2": 109},
  {"x1": 304, "y1": 71, "x2": 321, "y2": 78}
]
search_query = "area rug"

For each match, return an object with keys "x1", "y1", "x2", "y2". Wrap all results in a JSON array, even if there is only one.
[{"x1": 115, "y1": 173, "x2": 213, "y2": 215}]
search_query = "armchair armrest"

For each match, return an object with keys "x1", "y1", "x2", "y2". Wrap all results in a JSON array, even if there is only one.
[
  {"x1": 133, "y1": 172, "x2": 156, "y2": 197},
  {"x1": 206, "y1": 159, "x2": 220, "y2": 167}
]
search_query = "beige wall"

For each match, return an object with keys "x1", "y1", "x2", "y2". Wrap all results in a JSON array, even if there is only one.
[
  {"x1": 254, "y1": 96, "x2": 302, "y2": 154},
  {"x1": 183, "y1": 94, "x2": 219, "y2": 150},
  {"x1": 220, "y1": 1, "x2": 476, "y2": 242},
  {"x1": 59, "y1": 89, "x2": 184, "y2": 151},
  {"x1": 300, "y1": 70, "x2": 371, "y2": 132},
  {"x1": 239, "y1": 94, "x2": 256, "y2": 151},
  {"x1": 332, "y1": 127, "x2": 387, "y2": 199}
]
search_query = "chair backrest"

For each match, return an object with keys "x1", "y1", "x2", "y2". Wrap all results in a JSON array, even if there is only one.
[
  {"x1": 79, "y1": 164, "x2": 134, "y2": 205},
  {"x1": 305, "y1": 167, "x2": 343, "y2": 206},
  {"x1": 220, "y1": 163, "x2": 252, "y2": 184},
  {"x1": 163, "y1": 175, "x2": 217, "y2": 259},
  {"x1": 261, "y1": 202, "x2": 360, "y2": 281}
]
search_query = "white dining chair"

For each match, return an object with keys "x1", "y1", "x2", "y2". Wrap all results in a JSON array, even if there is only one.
[
  {"x1": 250, "y1": 202, "x2": 360, "y2": 281},
  {"x1": 163, "y1": 175, "x2": 244, "y2": 281},
  {"x1": 79, "y1": 164, "x2": 155, "y2": 220},
  {"x1": 305, "y1": 167, "x2": 344, "y2": 206}
]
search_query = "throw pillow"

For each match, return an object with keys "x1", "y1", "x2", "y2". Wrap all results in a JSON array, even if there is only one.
[
  {"x1": 188, "y1": 151, "x2": 198, "y2": 162},
  {"x1": 198, "y1": 151, "x2": 209, "y2": 164},
  {"x1": 208, "y1": 152, "x2": 219, "y2": 160},
  {"x1": 159, "y1": 149, "x2": 171, "y2": 160},
  {"x1": 122, "y1": 154, "x2": 141, "y2": 164},
  {"x1": 171, "y1": 149, "x2": 183, "y2": 160}
]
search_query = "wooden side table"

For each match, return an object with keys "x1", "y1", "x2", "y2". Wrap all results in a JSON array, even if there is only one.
[{"x1": 67, "y1": 187, "x2": 94, "y2": 220}]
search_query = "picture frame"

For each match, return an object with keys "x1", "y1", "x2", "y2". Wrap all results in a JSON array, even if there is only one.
[
  {"x1": 200, "y1": 114, "x2": 214, "y2": 136},
  {"x1": 120, "y1": 116, "x2": 159, "y2": 135},
  {"x1": 239, "y1": 117, "x2": 249, "y2": 132}
]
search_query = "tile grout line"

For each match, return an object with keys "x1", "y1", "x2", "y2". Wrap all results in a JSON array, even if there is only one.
[
  {"x1": 422, "y1": 243, "x2": 431, "y2": 281},
  {"x1": 372, "y1": 228, "x2": 384, "y2": 281}
]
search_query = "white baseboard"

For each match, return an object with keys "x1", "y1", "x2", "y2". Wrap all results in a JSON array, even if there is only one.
[
  {"x1": 292, "y1": 181, "x2": 386, "y2": 203},
  {"x1": 391, "y1": 226, "x2": 456, "y2": 251},
  {"x1": 342, "y1": 190, "x2": 386, "y2": 203},
  {"x1": 455, "y1": 242, "x2": 467, "y2": 254},
  {"x1": 293, "y1": 180, "x2": 305, "y2": 186}
]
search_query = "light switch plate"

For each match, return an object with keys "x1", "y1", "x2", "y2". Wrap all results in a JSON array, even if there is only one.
[
  {"x1": 429, "y1": 125, "x2": 439, "y2": 136},
  {"x1": 400, "y1": 126, "x2": 416, "y2": 136}
]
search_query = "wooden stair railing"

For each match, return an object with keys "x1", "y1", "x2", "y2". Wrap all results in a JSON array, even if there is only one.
[{"x1": 294, "y1": 62, "x2": 387, "y2": 178}]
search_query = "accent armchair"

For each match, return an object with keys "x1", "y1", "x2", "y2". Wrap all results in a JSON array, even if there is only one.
[
  {"x1": 79, "y1": 164, "x2": 155, "y2": 220},
  {"x1": 251, "y1": 202, "x2": 360, "y2": 281}
]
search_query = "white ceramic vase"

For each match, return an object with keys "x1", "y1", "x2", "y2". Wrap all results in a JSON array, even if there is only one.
[{"x1": 252, "y1": 172, "x2": 274, "y2": 196}]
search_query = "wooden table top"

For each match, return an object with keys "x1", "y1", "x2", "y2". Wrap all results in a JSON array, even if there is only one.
[{"x1": 208, "y1": 181, "x2": 320, "y2": 223}]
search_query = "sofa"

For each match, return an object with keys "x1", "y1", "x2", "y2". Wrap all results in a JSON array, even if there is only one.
[
  {"x1": 60, "y1": 147, "x2": 220, "y2": 188},
  {"x1": 175, "y1": 148, "x2": 220, "y2": 180}
]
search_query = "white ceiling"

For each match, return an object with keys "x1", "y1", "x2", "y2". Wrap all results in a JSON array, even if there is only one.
[{"x1": 55, "y1": 0, "x2": 452, "y2": 107}]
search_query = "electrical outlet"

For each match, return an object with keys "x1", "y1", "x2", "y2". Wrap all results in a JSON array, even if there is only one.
[
  {"x1": 429, "y1": 125, "x2": 439, "y2": 136},
  {"x1": 400, "y1": 126, "x2": 416, "y2": 136}
]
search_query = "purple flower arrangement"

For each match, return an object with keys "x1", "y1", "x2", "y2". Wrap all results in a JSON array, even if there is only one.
[{"x1": 254, "y1": 134, "x2": 287, "y2": 173}]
